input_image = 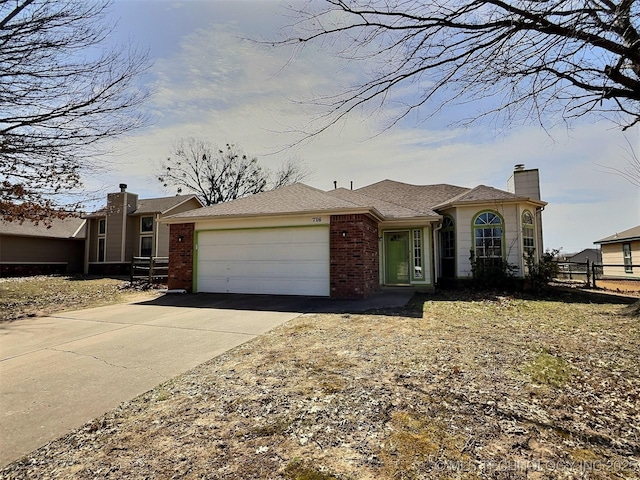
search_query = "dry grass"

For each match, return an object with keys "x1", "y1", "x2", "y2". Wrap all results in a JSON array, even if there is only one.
[
  {"x1": 1, "y1": 288, "x2": 639, "y2": 479},
  {"x1": 0, "y1": 275, "x2": 156, "y2": 322}
]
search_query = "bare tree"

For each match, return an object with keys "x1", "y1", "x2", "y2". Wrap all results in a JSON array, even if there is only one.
[
  {"x1": 597, "y1": 136, "x2": 640, "y2": 186},
  {"x1": 0, "y1": 0, "x2": 150, "y2": 223},
  {"x1": 278, "y1": 0, "x2": 640, "y2": 135},
  {"x1": 158, "y1": 138, "x2": 308, "y2": 206},
  {"x1": 272, "y1": 157, "x2": 311, "y2": 189}
]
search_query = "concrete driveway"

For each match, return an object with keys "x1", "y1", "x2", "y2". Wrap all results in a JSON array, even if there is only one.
[
  {"x1": 0, "y1": 296, "x2": 304, "y2": 466},
  {"x1": 0, "y1": 289, "x2": 412, "y2": 467}
]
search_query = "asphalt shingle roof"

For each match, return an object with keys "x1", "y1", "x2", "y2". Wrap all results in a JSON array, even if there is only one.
[
  {"x1": 169, "y1": 183, "x2": 366, "y2": 219},
  {"x1": 0, "y1": 216, "x2": 86, "y2": 239},
  {"x1": 355, "y1": 180, "x2": 470, "y2": 213},
  {"x1": 166, "y1": 178, "x2": 545, "y2": 222},
  {"x1": 327, "y1": 188, "x2": 439, "y2": 218},
  {"x1": 594, "y1": 225, "x2": 640, "y2": 244},
  {"x1": 86, "y1": 194, "x2": 201, "y2": 218},
  {"x1": 133, "y1": 195, "x2": 201, "y2": 215},
  {"x1": 433, "y1": 185, "x2": 525, "y2": 207}
]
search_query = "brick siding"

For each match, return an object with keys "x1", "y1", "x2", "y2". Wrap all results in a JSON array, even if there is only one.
[
  {"x1": 168, "y1": 223, "x2": 194, "y2": 292},
  {"x1": 330, "y1": 214, "x2": 379, "y2": 299}
]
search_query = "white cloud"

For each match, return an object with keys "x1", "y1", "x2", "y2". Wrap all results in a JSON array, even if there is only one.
[{"x1": 96, "y1": 0, "x2": 639, "y2": 253}]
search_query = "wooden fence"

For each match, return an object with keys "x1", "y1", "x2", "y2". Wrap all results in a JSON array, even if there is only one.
[
  {"x1": 555, "y1": 260, "x2": 640, "y2": 288},
  {"x1": 130, "y1": 256, "x2": 169, "y2": 283}
]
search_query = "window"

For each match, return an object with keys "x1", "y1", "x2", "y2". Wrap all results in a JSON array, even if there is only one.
[
  {"x1": 440, "y1": 216, "x2": 456, "y2": 278},
  {"x1": 623, "y1": 243, "x2": 632, "y2": 273},
  {"x1": 97, "y1": 218, "x2": 106, "y2": 262},
  {"x1": 141, "y1": 216, "x2": 154, "y2": 233},
  {"x1": 140, "y1": 236, "x2": 153, "y2": 257},
  {"x1": 522, "y1": 210, "x2": 535, "y2": 255},
  {"x1": 98, "y1": 238, "x2": 105, "y2": 262},
  {"x1": 413, "y1": 229, "x2": 423, "y2": 279},
  {"x1": 473, "y1": 211, "x2": 503, "y2": 266},
  {"x1": 441, "y1": 216, "x2": 455, "y2": 259}
]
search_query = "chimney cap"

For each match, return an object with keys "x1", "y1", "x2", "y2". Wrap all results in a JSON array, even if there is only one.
[
  {"x1": 514, "y1": 164, "x2": 525, "y2": 171},
  {"x1": 119, "y1": 183, "x2": 127, "y2": 192}
]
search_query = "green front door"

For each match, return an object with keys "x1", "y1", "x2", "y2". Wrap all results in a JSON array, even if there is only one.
[{"x1": 385, "y1": 232, "x2": 410, "y2": 284}]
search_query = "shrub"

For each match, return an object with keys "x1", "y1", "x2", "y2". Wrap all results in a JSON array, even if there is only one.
[
  {"x1": 469, "y1": 251, "x2": 518, "y2": 290},
  {"x1": 524, "y1": 248, "x2": 560, "y2": 291}
]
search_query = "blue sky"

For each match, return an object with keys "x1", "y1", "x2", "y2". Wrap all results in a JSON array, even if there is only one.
[{"x1": 95, "y1": 0, "x2": 639, "y2": 253}]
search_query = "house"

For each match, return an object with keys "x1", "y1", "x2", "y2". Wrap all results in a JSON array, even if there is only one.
[
  {"x1": 557, "y1": 248, "x2": 602, "y2": 266},
  {"x1": 83, "y1": 184, "x2": 203, "y2": 275},
  {"x1": 163, "y1": 165, "x2": 546, "y2": 298},
  {"x1": 565, "y1": 248, "x2": 602, "y2": 265},
  {"x1": 594, "y1": 225, "x2": 640, "y2": 280},
  {"x1": 0, "y1": 216, "x2": 86, "y2": 276}
]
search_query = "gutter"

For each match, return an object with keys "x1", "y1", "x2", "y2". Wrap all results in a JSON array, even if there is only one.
[
  {"x1": 432, "y1": 221, "x2": 443, "y2": 284},
  {"x1": 160, "y1": 207, "x2": 387, "y2": 225},
  {"x1": 594, "y1": 236, "x2": 640, "y2": 245}
]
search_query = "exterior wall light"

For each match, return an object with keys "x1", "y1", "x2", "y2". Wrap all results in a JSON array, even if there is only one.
[{"x1": 177, "y1": 235, "x2": 184, "y2": 243}]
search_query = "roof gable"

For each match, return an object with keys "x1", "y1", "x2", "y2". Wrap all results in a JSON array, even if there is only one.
[
  {"x1": 434, "y1": 185, "x2": 525, "y2": 207},
  {"x1": 133, "y1": 195, "x2": 202, "y2": 215}
]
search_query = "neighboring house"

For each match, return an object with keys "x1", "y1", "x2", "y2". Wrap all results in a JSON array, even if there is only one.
[
  {"x1": 0, "y1": 216, "x2": 86, "y2": 276},
  {"x1": 594, "y1": 225, "x2": 640, "y2": 279},
  {"x1": 84, "y1": 184, "x2": 203, "y2": 275},
  {"x1": 560, "y1": 248, "x2": 602, "y2": 265},
  {"x1": 163, "y1": 165, "x2": 546, "y2": 298}
]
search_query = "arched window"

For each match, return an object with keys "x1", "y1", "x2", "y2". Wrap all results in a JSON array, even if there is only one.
[
  {"x1": 522, "y1": 210, "x2": 535, "y2": 256},
  {"x1": 473, "y1": 211, "x2": 503, "y2": 266},
  {"x1": 440, "y1": 216, "x2": 455, "y2": 278}
]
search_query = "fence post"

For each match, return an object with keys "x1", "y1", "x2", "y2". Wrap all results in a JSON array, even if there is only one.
[
  {"x1": 148, "y1": 256, "x2": 153, "y2": 283},
  {"x1": 592, "y1": 262, "x2": 597, "y2": 289},
  {"x1": 568, "y1": 263, "x2": 572, "y2": 280},
  {"x1": 130, "y1": 257, "x2": 134, "y2": 282},
  {"x1": 586, "y1": 259, "x2": 591, "y2": 287}
]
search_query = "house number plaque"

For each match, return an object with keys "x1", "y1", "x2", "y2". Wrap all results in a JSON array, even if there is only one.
[{"x1": 312, "y1": 217, "x2": 322, "y2": 223}]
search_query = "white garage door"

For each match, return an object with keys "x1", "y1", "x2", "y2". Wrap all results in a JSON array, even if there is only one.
[{"x1": 196, "y1": 226, "x2": 330, "y2": 296}]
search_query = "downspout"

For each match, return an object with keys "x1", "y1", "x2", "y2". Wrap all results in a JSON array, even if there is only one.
[
  {"x1": 83, "y1": 221, "x2": 90, "y2": 274},
  {"x1": 536, "y1": 205, "x2": 545, "y2": 259},
  {"x1": 432, "y1": 221, "x2": 443, "y2": 286},
  {"x1": 120, "y1": 192, "x2": 128, "y2": 263}
]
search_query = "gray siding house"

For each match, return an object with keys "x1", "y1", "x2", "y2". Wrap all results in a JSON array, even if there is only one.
[
  {"x1": 84, "y1": 184, "x2": 203, "y2": 275},
  {"x1": 0, "y1": 216, "x2": 86, "y2": 276}
]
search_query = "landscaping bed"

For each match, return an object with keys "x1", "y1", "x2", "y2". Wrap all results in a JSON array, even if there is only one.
[{"x1": 1, "y1": 288, "x2": 639, "y2": 479}]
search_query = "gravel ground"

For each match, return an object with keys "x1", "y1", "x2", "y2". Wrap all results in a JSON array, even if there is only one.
[{"x1": 1, "y1": 289, "x2": 639, "y2": 479}]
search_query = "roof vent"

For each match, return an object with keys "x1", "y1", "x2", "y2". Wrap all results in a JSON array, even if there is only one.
[
  {"x1": 514, "y1": 164, "x2": 525, "y2": 171},
  {"x1": 119, "y1": 183, "x2": 127, "y2": 192}
]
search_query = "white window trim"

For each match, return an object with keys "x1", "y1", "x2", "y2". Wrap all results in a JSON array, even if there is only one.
[
  {"x1": 140, "y1": 235, "x2": 153, "y2": 257},
  {"x1": 97, "y1": 218, "x2": 106, "y2": 262},
  {"x1": 141, "y1": 216, "x2": 154, "y2": 233}
]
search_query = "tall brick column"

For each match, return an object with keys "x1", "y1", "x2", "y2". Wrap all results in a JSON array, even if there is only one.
[
  {"x1": 168, "y1": 223, "x2": 194, "y2": 292},
  {"x1": 330, "y1": 214, "x2": 380, "y2": 298}
]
